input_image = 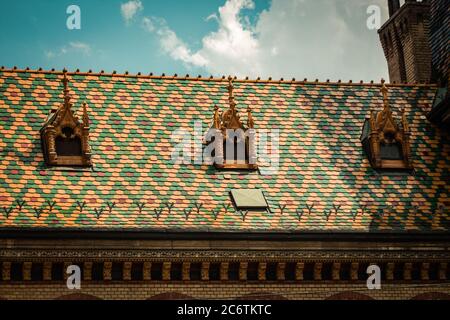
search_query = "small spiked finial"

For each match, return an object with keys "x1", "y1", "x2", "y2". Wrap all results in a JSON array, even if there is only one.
[
  {"x1": 401, "y1": 106, "x2": 409, "y2": 133},
  {"x1": 83, "y1": 102, "x2": 89, "y2": 127},
  {"x1": 380, "y1": 78, "x2": 389, "y2": 108},
  {"x1": 227, "y1": 76, "x2": 236, "y2": 110},
  {"x1": 213, "y1": 104, "x2": 221, "y2": 129},
  {"x1": 62, "y1": 70, "x2": 69, "y2": 95},
  {"x1": 247, "y1": 106, "x2": 254, "y2": 129}
]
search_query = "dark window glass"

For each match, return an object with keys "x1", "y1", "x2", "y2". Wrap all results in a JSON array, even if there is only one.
[
  {"x1": 247, "y1": 262, "x2": 258, "y2": 281},
  {"x1": 74, "y1": 263, "x2": 84, "y2": 280},
  {"x1": 394, "y1": 262, "x2": 404, "y2": 280},
  {"x1": 55, "y1": 134, "x2": 82, "y2": 156},
  {"x1": 379, "y1": 263, "x2": 387, "y2": 281},
  {"x1": 190, "y1": 263, "x2": 202, "y2": 281},
  {"x1": 31, "y1": 263, "x2": 43, "y2": 281},
  {"x1": 380, "y1": 142, "x2": 403, "y2": 160},
  {"x1": 170, "y1": 263, "x2": 182, "y2": 281},
  {"x1": 228, "y1": 262, "x2": 239, "y2": 280},
  {"x1": 285, "y1": 263, "x2": 296, "y2": 281},
  {"x1": 151, "y1": 263, "x2": 162, "y2": 280},
  {"x1": 209, "y1": 263, "x2": 220, "y2": 280},
  {"x1": 322, "y1": 263, "x2": 333, "y2": 280},
  {"x1": 51, "y1": 263, "x2": 64, "y2": 281},
  {"x1": 131, "y1": 263, "x2": 143, "y2": 281},
  {"x1": 92, "y1": 262, "x2": 103, "y2": 281},
  {"x1": 111, "y1": 262, "x2": 123, "y2": 281},
  {"x1": 11, "y1": 263, "x2": 23, "y2": 281},
  {"x1": 265, "y1": 263, "x2": 277, "y2": 281},
  {"x1": 340, "y1": 263, "x2": 351, "y2": 280},
  {"x1": 411, "y1": 263, "x2": 421, "y2": 280},
  {"x1": 358, "y1": 263, "x2": 370, "y2": 281},
  {"x1": 428, "y1": 263, "x2": 439, "y2": 280},
  {"x1": 303, "y1": 263, "x2": 314, "y2": 280}
]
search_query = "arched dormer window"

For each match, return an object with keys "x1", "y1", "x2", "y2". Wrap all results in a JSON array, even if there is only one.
[
  {"x1": 360, "y1": 79, "x2": 412, "y2": 170},
  {"x1": 40, "y1": 71, "x2": 92, "y2": 166},
  {"x1": 207, "y1": 77, "x2": 257, "y2": 170}
]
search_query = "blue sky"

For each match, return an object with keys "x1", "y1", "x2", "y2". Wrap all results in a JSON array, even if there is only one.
[{"x1": 0, "y1": 0, "x2": 389, "y2": 81}]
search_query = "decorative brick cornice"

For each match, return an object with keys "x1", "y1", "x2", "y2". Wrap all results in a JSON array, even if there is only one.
[{"x1": 1, "y1": 248, "x2": 448, "y2": 261}]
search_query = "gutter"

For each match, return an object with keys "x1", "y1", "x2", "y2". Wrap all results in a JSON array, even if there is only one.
[{"x1": 0, "y1": 227, "x2": 449, "y2": 242}]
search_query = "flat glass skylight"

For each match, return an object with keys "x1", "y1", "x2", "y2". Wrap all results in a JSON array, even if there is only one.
[{"x1": 230, "y1": 189, "x2": 268, "y2": 210}]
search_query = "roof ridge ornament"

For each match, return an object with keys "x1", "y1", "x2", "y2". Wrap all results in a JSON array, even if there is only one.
[
  {"x1": 62, "y1": 69, "x2": 70, "y2": 104},
  {"x1": 213, "y1": 105, "x2": 221, "y2": 129},
  {"x1": 360, "y1": 78, "x2": 412, "y2": 170},
  {"x1": 247, "y1": 106, "x2": 254, "y2": 129},
  {"x1": 82, "y1": 102, "x2": 89, "y2": 127},
  {"x1": 227, "y1": 76, "x2": 236, "y2": 111},
  {"x1": 208, "y1": 77, "x2": 257, "y2": 170},
  {"x1": 376, "y1": 78, "x2": 398, "y2": 143},
  {"x1": 40, "y1": 71, "x2": 92, "y2": 166},
  {"x1": 222, "y1": 76, "x2": 244, "y2": 130}
]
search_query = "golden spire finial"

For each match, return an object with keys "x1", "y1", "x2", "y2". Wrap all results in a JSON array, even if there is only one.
[
  {"x1": 82, "y1": 102, "x2": 89, "y2": 127},
  {"x1": 227, "y1": 76, "x2": 236, "y2": 111},
  {"x1": 380, "y1": 78, "x2": 389, "y2": 108},
  {"x1": 247, "y1": 106, "x2": 254, "y2": 129},
  {"x1": 62, "y1": 69, "x2": 71, "y2": 104},
  {"x1": 213, "y1": 104, "x2": 221, "y2": 129},
  {"x1": 401, "y1": 106, "x2": 409, "y2": 133}
]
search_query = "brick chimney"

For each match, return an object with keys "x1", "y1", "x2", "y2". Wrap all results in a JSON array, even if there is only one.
[
  {"x1": 378, "y1": 0, "x2": 432, "y2": 83},
  {"x1": 429, "y1": 0, "x2": 449, "y2": 87}
]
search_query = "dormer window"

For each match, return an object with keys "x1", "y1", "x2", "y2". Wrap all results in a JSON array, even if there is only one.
[
  {"x1": 40, "y1": 71, "x2": 92, "y2": 166},
  {"x1": 360, "y1": 79, "x2": 412, "y2": 170},
  {"x1": 207, "y1": 77, "x2": 257, "y2": 170}
]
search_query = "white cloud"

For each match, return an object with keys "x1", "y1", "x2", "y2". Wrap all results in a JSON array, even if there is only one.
[
  {"x1": 141, "y1": 16, "x2": 208, "y2": 67},
  {"x1": 45, "y1": 42, "x2": 92, "y2": 59},
  {"x1": 140, "y1": 0, "x2": 389, "y2": 81},
  {"x1": 121, "y1": 0, "x2": 143, "y2": 24},
  {"x1": 68, "y1": 42, "x2": 91, "y2": 55}
]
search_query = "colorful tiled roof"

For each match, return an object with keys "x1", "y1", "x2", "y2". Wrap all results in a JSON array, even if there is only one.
[{"x1": 0, "y1": 68, "x2": 449, "y2": 232}]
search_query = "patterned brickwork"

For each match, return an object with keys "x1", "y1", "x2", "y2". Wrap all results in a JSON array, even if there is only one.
[
  {"x1": 0, "y1": 69, "x2": 449, "y2": 232},
  {"x1": 0, "y1": 283, "x2": 449, "y2": 300}
]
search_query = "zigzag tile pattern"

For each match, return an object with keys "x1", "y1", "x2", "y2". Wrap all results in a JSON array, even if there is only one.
[{"x1": 0, "y1": 70, "x2": 449, "y2": 232}]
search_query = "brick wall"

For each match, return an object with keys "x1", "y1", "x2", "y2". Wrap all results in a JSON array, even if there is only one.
[
  {"x1": 379, "y1": 1, "x2": 432, "y2": 83},
  {"x1": 0, "y1": 282, "x2": 449, "y2": 300}
]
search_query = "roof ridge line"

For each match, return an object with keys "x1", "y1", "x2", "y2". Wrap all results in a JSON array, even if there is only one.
[{"x1": 0, "y1": 66, "x2": 436, "y2": 87}]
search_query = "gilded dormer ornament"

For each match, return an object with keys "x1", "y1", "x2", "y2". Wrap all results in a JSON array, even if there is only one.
[
  {"x1": 360, "y1": 79, "x2": 412, "y2": 170},
  {"x1": 221, "y1": 77, "x2": 244, "y2": 130},
  {"x1": 40, "y1": 70, "x2": 92, "y2": 166},
  {"x1": 209, "y1": 77, "x2": 257, "y2": 169}
]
